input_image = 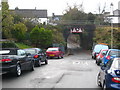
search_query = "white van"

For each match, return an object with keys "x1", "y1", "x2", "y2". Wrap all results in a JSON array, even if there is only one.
[{"x1": 92, "y1": 44, "x2": 109, "y2": 59}]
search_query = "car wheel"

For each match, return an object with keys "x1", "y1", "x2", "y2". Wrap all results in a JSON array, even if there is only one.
[
  {"x1": 58, "y1": 55, "x2": 61, "y2": 59},
  {"x1": 30, "y1": 61, "x2": 34, "y2": 71},
  {"x1": 15, "y1": 64, "x2": 21, "y2": 77},
  {"x1": 45, "y1": 59, "x2": 48, "y2": 64},
  {"x1": 97, "y1": 73, "x2": 102, "y2": 87},
  {"x1": 97, "y1": 61, "x2": 101, "y2": 66},
  {"x1": 61, "y1": 54, "x2": 64, "y2": 58},
  {"x1": 103, "y1": 81, "x2": 107, "y2": 90},
  {"x1": 96, "y1": 60, "x2": 98, "y2": 64},
  {"x1": 96, "y1": 60, "x2": 100, "y2": 66},
  {"x1": 37, "y1": 60, "x2": 41, "y2": 67},
  {"x1": 92, "y1": 56, "x2": 94, "y2": 59}
]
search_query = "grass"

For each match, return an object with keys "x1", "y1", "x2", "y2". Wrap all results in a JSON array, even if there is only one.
[{"x1": 15, "y1": 43, "x2": 33, "y2": 49}]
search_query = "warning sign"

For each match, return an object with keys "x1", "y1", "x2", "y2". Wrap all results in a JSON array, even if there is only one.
[{"x1": 70, "y1": 28, "x2": 83, "y2": 33}]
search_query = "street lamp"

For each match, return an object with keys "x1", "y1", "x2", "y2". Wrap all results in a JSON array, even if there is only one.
[{"x1": 110, "y1": 3, "x2": 113, "y2": 49}]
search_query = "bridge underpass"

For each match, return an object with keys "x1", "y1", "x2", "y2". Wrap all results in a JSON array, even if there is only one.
[{"x1": 62, "y1": 24, "x2": 96, "y2": 50}]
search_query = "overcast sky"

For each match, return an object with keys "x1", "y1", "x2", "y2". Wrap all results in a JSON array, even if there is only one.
[{"x1": 3, "y1": 0, "x2": 120, "y2": 16}]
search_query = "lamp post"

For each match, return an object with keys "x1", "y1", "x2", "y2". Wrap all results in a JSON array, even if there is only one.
[{"x1": 110, "y1": 3, "x2": 113, "y2": 49}]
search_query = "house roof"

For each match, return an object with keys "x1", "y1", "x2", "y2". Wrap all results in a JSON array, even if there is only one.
[{"x1": 10, "y1": 8, "x2": 47, "y2": 18}]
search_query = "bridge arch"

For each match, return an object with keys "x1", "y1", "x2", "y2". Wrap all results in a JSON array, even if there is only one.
[{"x1": 63, "y1": 24, "x2": 96, "y2": 50}]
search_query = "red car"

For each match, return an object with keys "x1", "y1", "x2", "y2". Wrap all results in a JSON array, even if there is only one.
[
  {"x1": 46, "y1": 47, "x2": 64, "y2": 59},
  {"x1": 96, "y1": 49, "x2": 108, "y2": 65}
]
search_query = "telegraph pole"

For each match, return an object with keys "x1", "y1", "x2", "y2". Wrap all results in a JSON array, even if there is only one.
[{"x1": 110, "y1": 3, "x2": 113, "y2": 49}]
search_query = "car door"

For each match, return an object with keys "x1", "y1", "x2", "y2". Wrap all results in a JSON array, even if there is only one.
[
  {"x1": 17, "y1": 50, "x2": 26, "y2": 70},
  {"x1": 100, "y1": 60, "x2": 113, "y2": 86},
  {"x1": 17, "y1": 50, "x2": 31, "y2": 70}
]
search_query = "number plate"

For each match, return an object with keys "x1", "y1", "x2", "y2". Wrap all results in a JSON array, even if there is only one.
[{"x1": 50, "y1": 54, "x2": 55, "y2": 56}]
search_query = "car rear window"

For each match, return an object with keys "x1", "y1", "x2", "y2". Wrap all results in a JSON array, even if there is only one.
[
  {"x1": 24, "y1": 49, "x2": 36, "y2": 54},
  {"x1": 47, "y1": 48, "x2": 59, "y2": 51},
  {"x1": 94, "y1": 44, "x2": 109, "y2": 53},
  {"x1": 0, "y1": 49, "x2": 17, "y2": 55}
]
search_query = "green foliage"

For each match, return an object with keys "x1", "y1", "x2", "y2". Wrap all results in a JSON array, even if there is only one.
[
  {"x1": 30, "y1": 26, "x2": 53, "y2": 48},
  {"x1": 0, "y1": 41, "x2": 18, "y2": 48},
  {"x1": 52, "y1": 28, "x2": 65, "y2": 45},
  {"x1": 13, "y1": 14, "x2": 24, "y2": 24},
  {"x1": 87, "y1": 12, "x2": 96, "y2": 23},
  {"x1": 94, "y1": 27, "x2": 120, "y2": 48},
  {"x1": 2, "y1": 1, "x2": 14, "y2": 39},
  {"x1": 15, "y1": 43, "x2": 33, "y2": 49},
  {"x1": 62, "y1": 6, "x2": 87, "y2": 21},
  {"x1": 12, "y1": 23, "x2": 27, "y2": 41}
]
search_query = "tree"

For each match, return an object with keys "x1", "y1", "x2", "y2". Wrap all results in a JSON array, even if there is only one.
[
  {"x1": 38, "y1": 28, "x2": 53, "y2": 48},
  {"x1": 62, "y1": 4, "x2": 87, "y2": 22},
  {"x1": 13, "y1": 14, "x2": 24, "y2": 24},
  {"x1": 30, "y1": 26, "x2": 53, "y2": 48},
  {"x1": 87, "y1": 12, "x2": 96, "y2": 23},
  {"x1": 2, "y1": 1, "x2": 14, "y2": 39},
  {"x1": 94, "y1": 26, "x2": 120, "y2": 48},
  {"x1": 30, "y1": 25, "x2": 40, "y2": 47},
  {"x1": 12, "y1": 23, "x2": 27, "y2": 42}
]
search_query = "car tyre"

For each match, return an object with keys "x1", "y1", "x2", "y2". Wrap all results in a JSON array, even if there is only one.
[
  {"x1": 45, "y1": 59, "x2": 48, "y2": 64},
  {"x1": 103, "y1": 81, "x2": 107, "y2": 90},
  {"x1": 58, "y1": 55, "x2": 61, "y2": 59},
  {"x1": 96, "y1": 60, "x2": 100, "y2": 66},
  {"x1": 30, "y1": 61, "x2": 34, "y2": 71},
  {"x1": 37, "y1": 60, "x2": 41, "y2": 67},
  {"x1": 15, "y1": 64, "x2": 21, "y2": 77},
  {"x1": 97, "y1": 73, "x2": 102, "y2": 87}
]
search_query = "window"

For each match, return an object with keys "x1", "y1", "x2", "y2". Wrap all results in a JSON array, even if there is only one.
[
  {"x1": 109, "y1": 50, "x2": 120, "y2": 57},
  {"x1": 18, "y1": 50, "x2": 26, "y2": 56},
  {"x1": 24, "y1": 49, "x2": 36, "y2": 54},
  {"x1": 106, "y1": 59, "x2": 113, "y2": 69}
]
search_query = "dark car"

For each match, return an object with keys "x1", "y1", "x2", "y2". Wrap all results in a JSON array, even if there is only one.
[
  {"x1": 102, "y1": 49, "x2": 120, "y2": 65},
  {"x1": 92, "y1": 44, "x2": 109, "y2": 59},
  {"x1": 97, "y1": 57, "x2": 120, "y2": 89},
  {"x1": 23, "y1": 48, "x2": 48, "y2": 67},
  {"x1": 0, "y1": 48, "x2": 34, "y2": 76}
]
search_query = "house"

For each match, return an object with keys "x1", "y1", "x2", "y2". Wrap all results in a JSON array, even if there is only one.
[
  {"x1": 48, "y1": 13, "x2": 63, "y2": 26},
  {"x1": 10, "y1": 7, "x2": 48, "y2": 24},
  {"x1": 104, "y1": 1, "x2": 120, "y2": 24},
  {"x1": 104, "y1": 10, "x2": 120, "y2": 24}
]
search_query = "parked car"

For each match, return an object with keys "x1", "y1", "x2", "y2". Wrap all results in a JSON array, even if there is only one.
[
  {"x1": 92, "y1": 44, "x2": 109, "y2": 59},
  {"x1": 23, "y1": 48, "x2": 48, "y2": 67},
  {"x1": 97, "y1": 57, "x2": 120, "y2": 89},
  {"x1": 102, "y1": 49, "x2": 120, "y2": 65},
  {"x1": 96, "y1": 49, "x2": 108, "y2": 65},
  {"x1": 0, "y1": 48, "x2": 34, "y2": 76},
  {"x1": 46, "y1": 47, "x2": 64, "y2": 59}
]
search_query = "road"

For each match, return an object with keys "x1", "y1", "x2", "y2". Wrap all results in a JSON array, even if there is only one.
[{"x1": 1, "y1": 48, "x2": 101, "y2": 89}]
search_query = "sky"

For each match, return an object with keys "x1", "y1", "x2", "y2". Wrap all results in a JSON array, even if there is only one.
[{"x1": 1, "y1": 0, "x2": 120, "y2": 16}]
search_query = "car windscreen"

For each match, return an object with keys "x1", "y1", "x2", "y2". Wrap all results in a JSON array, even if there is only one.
[
  {"x1": 0, "y1": 50, "x2": 17, "y2": 55},
  {"x1": 24, "y1": 49, "x2": 36, "y2": 54},
  {"x1": 94, "y1": 45, "x2": 108, "y2": 53},
  {"x1": 101, "y1": 50, "x2": 107, "y2": 54},
  {"x1": 47, "y1": 48, "x2": 58, "y2": 51},
  {"x1": 109, "y1": 51, "x2": 120, "y2": 57}
]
